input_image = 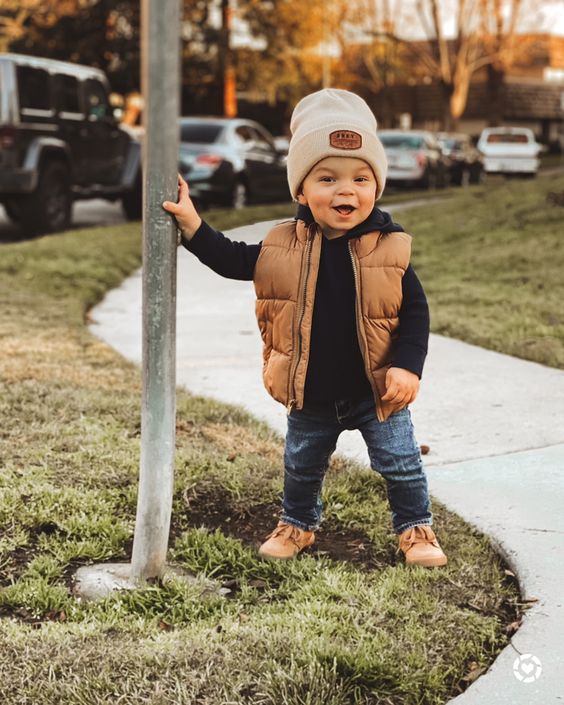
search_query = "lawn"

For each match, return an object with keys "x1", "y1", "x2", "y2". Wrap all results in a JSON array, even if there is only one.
[
  {"x1": 2, "y1": 173, "x2": 559, "y2": 703},
  {"x1": 400, "y1": 171, "x2": 564, "y2": 370}
]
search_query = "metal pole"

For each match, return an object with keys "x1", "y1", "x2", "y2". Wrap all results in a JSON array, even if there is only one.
[{"x1": 131, "y1": 0, "x2": 180, "y2": 582}]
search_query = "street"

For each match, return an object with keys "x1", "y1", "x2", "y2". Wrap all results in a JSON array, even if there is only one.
[{"x1": 0, "y1": 199, "x2": 127, "y2": 244}]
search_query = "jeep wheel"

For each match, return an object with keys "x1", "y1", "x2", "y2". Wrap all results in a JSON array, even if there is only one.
[{"x1": 19, "y1": 162, "x2": 72, "y2": 235}]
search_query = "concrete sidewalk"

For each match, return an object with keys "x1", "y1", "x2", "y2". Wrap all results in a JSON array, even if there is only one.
[{"x1": 90, "y1": 215, "x2": 564, "y2": 704}]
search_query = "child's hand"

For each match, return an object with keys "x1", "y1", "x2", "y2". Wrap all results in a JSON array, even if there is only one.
[
  {"x1": 381, "y1": 367, "x2": 420, "y2": 406},
  {"x1": 162, "y1": 174, "x2": 202, "y2": 240}
]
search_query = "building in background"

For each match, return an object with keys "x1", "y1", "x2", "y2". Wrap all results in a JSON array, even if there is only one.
[{"x1": 364, "y1": 34, "x2": 564, "y2": 148}]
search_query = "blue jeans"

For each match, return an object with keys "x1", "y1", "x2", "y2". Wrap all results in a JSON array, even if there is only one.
[{"x1": 281, "y1": 396, "x2": 433, "y2": 535}]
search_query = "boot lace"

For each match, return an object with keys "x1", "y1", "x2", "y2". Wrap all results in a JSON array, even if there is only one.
[
  {"x1": 398, "y1": 525, "x2": 438, "y2": 553},
  {"x1": 266, "y1": 523, "x2": 305, "y2": 548}
]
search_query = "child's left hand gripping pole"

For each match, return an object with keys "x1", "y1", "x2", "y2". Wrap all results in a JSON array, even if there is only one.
[{"x1": 162, "y1": 174, "x2": 202, "y2": 242}]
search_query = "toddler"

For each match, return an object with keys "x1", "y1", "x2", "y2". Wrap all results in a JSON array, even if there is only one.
[{"x1": 163, "y1": 89, "x2": 447, "y2": 567}]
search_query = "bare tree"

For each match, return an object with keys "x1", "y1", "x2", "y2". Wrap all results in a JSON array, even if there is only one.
[
  {"x1": 481, "y1": 0, "x2": 544, "y2": 125},
  {"x1": 416, "y1": 0, "x2": 543, "y2": 126},
  {"x1": 335, "y1": 0, "x2": 414, "y2": 125},
  {"x1": 350, "y1": 0, "x2": 538, "y2": 128}
]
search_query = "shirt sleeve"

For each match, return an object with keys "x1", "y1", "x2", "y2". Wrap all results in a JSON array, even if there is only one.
[
  {"x1": 391, "y1": 265, "x2": 430, "y2": 379},
  {"x1": 180, "y1": 220, "x2": 261, "y2": 281}
]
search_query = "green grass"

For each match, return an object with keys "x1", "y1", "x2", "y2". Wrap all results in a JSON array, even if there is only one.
[
  {"x1": 0, "y1": 188, "x2": 540, "y2": 703},
  {"x1": 398, "y1": 171, "x2": 564, "y2": 368},
  {"x1": 540, "y1": 152, "x2": 564, "y2": 170}
]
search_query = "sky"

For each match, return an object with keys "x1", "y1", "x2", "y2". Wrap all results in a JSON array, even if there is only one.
[
  {"x1": 223, "y1": 0, "x2": 564, "y2": 46},
  {"x1": 525, "y1": 1, "x2": 564, "y2": 34}
]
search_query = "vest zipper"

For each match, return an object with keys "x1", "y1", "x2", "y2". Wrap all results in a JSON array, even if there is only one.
[
  {"x1": 287, "y1": 227, "x2": 315, "y2": 414},
  {"x1": 348, "y1": 240, "x2": 384, "y2": 422}
]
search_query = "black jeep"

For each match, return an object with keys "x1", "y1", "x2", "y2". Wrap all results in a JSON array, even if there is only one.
[{"x1": 0, "y1": 53, "x2": 142, "y2": 234}]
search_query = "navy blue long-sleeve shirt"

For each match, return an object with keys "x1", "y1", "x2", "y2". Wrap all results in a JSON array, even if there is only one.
[{"x1": 182, "y1": 204, "x2": 430, "y2": 403}]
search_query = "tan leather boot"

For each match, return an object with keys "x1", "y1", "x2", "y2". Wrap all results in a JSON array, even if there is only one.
[
  {"x1": 398, "y1": 525, "x2": 448, "y2": 567},
  {"x1": 258, "y1": 521, "x2": 315, "y2": 560}
]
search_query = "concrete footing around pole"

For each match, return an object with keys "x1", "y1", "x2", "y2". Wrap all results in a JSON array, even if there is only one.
[{"x1": 72, "y1": 563, "x2": 230, "y2": 602}]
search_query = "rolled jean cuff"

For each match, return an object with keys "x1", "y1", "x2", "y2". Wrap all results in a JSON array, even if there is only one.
[
  {"x1": 280, "y1": 513, "x2": 319, "y2": 532},
  {"x1": 395, "y1": 518, "x2": 433, "y2": 535}
]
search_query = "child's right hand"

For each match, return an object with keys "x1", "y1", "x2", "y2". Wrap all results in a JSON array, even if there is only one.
[{"x1": 162, "y1": 174, "x2": 202, "y2": 240}]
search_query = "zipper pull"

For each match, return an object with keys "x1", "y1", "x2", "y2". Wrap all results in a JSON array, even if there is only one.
[{"x1": 287, "y1": 399, "x2": 296, "y2": 415}]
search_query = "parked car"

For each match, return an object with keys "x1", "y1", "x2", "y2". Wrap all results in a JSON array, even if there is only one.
[
  {"x1": 477, "y1": 127, "x2": 541, "y2": 177},
  {"x1": 378, "y1": 129, "x2": 450, "y2": 189},
  {"x1": 0, "y1": 53, "x2": 142, "y2": 234},
  {"x1": 436, "y1": 132, "x2": 484, "y2": 186},
  {"x1": 178, "y1": 117, "x2": 289, "y2": 209}
]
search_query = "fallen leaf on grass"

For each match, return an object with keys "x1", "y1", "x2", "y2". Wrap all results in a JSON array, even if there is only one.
[
  {"x1": 461, "y1": 661, "x2": 488, "y2": 683},
  {"x1": 45, "y1": 610, "x2": 66, "y2": 622}
]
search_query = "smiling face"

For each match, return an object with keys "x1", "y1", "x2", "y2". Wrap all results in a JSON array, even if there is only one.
[{"x1": 296, "y1": 156, "x2": 378, "y2": 239}]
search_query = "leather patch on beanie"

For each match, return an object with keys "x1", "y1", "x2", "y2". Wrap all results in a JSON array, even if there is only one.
[{"x1": 329, "y1": 130, "x2": 362, "y2": 149}]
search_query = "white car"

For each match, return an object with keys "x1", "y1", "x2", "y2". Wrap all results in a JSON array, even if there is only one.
[{"x1": 477, "y1": 127, "x2": 541, "y2": 177}]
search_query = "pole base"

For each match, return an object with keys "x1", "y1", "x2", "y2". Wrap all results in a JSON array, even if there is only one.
[{"x1": 72, "y1": 562, "x2": 228, "y2": 601}]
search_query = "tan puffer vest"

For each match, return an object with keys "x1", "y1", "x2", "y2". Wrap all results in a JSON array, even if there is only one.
[{"x1": 254, "y1": 219, "x2": 412, "y2": 422}]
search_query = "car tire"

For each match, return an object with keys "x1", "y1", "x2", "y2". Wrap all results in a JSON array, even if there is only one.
[
  {"x1": 122, "y1": 171, "x2": 142, "y2": 220},
  {"x1": 191, "y1": 196, "x2": 206, "y2": 212},
  {"x1": 231, "y1": 179, "x2": 248, "y2": 209},
  {"x1": 17, "y1": 161, "x2": 72, "y2": 235}
]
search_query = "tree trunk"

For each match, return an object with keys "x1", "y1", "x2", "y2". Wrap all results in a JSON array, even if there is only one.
[{"x1": 450, "y1": 62, "x2": 472, "y2": 121}]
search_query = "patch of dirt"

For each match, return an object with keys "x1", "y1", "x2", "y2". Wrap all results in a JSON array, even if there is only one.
[
  {"x1": 0, "y1": 519, "x2": 68, "y2": 588},
  {"x1": 173, "y1": 485, "x2": 397, "y2": 570}
]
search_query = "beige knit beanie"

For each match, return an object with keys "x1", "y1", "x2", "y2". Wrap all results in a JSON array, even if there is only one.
[{"x1": 287, "y1": 88, "x2": 387, "y2": 201}]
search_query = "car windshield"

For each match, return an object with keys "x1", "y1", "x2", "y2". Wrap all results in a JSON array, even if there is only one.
[
  {"x1": 180, "y1": 123, "x2": 223, "y2": 143},
  {"x1": 486, "y1": 133, "x2": 529, "y2": 144},
  {"x1": 379, "y1": 135, "x2": 424, "y2": 149}
]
